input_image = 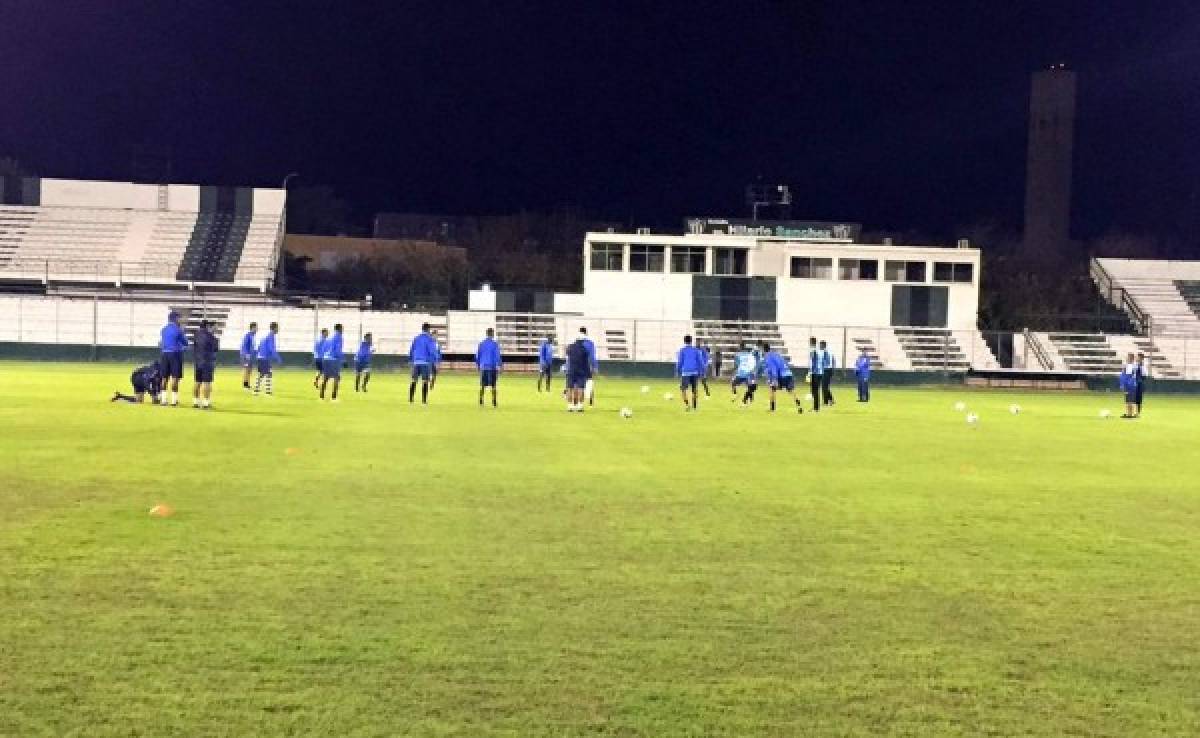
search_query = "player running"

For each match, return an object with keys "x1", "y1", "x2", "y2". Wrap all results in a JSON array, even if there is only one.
[
  {"x1": 354, "y1": 333, "x2": 375, "y2": 392},
  {"x1": 676, "y1": 335, "x2": 707, "y2": 411},
  {"x1": 111, "y1": 360, "x2": 164, "y2": 404},
  {"x1": 761, "y1": 342, "x2": 802, "y2": 413},
  {"x1": 312, "y1": 328, "x2": 329, "y2": 389},
  {"x1": 240, "y1": 322, "x2": 257, "y2": 390},
  {"x1": 408, "y1": 323, "x2": 439, "y2": 404},
  {"x1": 476, "y1": 327, "x2": 502, "y2": 407},
  {"x1": 319, "y1": 323, "x2": 344, "y2": 401},
  {"x1": 537, "y1": 335, "x2": 555, "y2": 392},
  {"x1": 730, "y1": 343, "x2": 759, "y2": 406},
  {"x1": 254, "y1": 322, "x2": 282, "y2": 396}
]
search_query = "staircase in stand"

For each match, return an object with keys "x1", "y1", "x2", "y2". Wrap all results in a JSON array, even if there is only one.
[
  {"x1": 495, "y1": 313, "x2": 556, "y2": 356},
  {"x1": 694, "y1": 320, "x2": 789, "y2": 362},
  {"x1": 893, "y1": 328, "x2": 970, "y2": 371},
  {"x1": 1046, "y1": 334, "x2": 1122, "y2": 374}
]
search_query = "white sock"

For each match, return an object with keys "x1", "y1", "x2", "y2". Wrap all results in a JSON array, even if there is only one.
[
  {"x1": 193, "y1": 397, "x2": 199, "y2": 407},
  {"x1": 169, "y1": 391, "x2": 177, "y2": 405},
  {"x1": 202, "y1": 398, "x2": 210, "y2": 408}
]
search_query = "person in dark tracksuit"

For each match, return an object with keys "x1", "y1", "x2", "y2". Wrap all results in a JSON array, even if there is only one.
[
  {"x1": 807, "y1": 337, "x2": 822, "y2": 412},
  {"x1": 192, "y1": 320, "x2": 219, "y2": 410},
  {"x1": 112, "y1": 361, "x2": 164, "y2": 404},
  {"x1": 855, "y1": 347, "x2": 871, "y2": 402},
  {"x1": 537, "y1": 336, "x2": 555, "y2": 392},
  {"x1": 1134, "y1": 352, "x2": 1148, "y2": 417}
]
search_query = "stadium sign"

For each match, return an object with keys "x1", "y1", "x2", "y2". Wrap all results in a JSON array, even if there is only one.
[{"x1": 685, "y1": 217, "x2": 860, "y2": 241}]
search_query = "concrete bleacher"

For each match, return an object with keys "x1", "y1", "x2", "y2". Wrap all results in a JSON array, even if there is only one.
[
  {"x1": 0, "y1": 179, "x2": 284, "y2": 291},
  {"x1": 1094, "y1": 258, "x2": 1200, "y2": 336}
]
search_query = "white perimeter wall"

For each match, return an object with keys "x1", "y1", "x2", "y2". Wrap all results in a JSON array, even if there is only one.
[{"x1": 36, "y1": 179, "x2": 283, "y2": 215}]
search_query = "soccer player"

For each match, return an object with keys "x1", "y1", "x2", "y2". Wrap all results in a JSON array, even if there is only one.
[
  {"x1": 429, "y1": 338, "x2": 443, "y2": 392},
  {"x1": 192, "y1": 320, "x2": 219, "y2": 409},
  {"x1": 254, "y1": 322, "x2": 282, "y2": 396},
  {"x1": 762, "y1": 342, "x2": 802, "y2": 413},
  {"x1": 476, "y1": 327, "x2": 502, "y2": 407},
  {"x1": 807, "y1": 337, "x2": 823, "y2": 412},
  {"x1": 111, "y1": 360, "x2": 164, "y2": 404},
  {"x1": 537, "y1": 335, "x2": 555, "y2": 392},
  {"x1": 578, "y1": 327, "x2": 599, "y2": 405},
  {"x1": 1120, "y1": 352, "x2": 1138, "y2": 418},
  {"x1": 820, "y1": 340, "x2": 835, "y2": 406},
  {"x1": 1135, "y1": 351, "x2": 1148, "y2": 417},
  {"x1": 676, "y1": 335, "x2": 707, "y2": 411},
  {"x1": 320, "y1": 323, "x2": 344, "y2": 401},
  {"x1": 312, "y1": 328, "x2": 329, "y2": 389},
  {"x1": 730, "y1": 343, "x2": 759, "y2": 405},
  {"x1": 698, "y1": 341, "x2": 712, "y2": 397},
  {"x1": 564, "y1": 334, "x2": 593, "y2": 412},
  {"x1": 240, "y1": 322, "x2": 258, "y2": 390},
  {"x1": 855, "y1": 347, "x2": 872, "y2": 402},
  {"x1": 408, "y1": 322, "x2": 439, "y2": 404},
  {"x1": 158, "y1": 311, "x2": 189, "y2": 406},
  {"x1": 355, "y1": 333, "x2": 375, "y2": 392}
]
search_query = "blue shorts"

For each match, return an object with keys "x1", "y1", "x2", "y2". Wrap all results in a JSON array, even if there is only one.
[
  {"x1": 256, "y1": 358, "x2": 273, "y2": 375},
  {"x1": 1125, "y1": 388, "x2": 1137, "y2": 403},
  {"x1": 322, "y1": 358, "x2": 341, "y2": 379},
  {"x1": 771, "y1": 376, "x2": 795, "y2": 392},
  {"x1": 411, "y1": 363, "x2": 432, "y2": 381},
  {"x1": 680, "y1": 374, "x2": 699, "y2": 392},
  {"x1": 567, "y1": 372, "x2": 590, "y2": 390},
  {"x1": 480, "y1": 369, "x2": 498, "y2": 387},
  {"x1": 194, "y1": 364, "x2": 215, "y2": 383},
  {"x1": 160, "y1": 352, "x2": 183, "y2": 379},
  {"x1": 732, "y1": 375, "x2": 756, "y2": 388},
  {"x1": 355, "y1": 359, "x2": 371, "y2": 373}
]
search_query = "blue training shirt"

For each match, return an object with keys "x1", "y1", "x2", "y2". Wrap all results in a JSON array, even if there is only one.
[
  {"x1": 257, "y1": 333, "x2": 281, "y2": 363},
  {"x1": 733, "y1": 350, "x2": 758, "y2": 379},
  {"x1": 677, "y1": 345, "x2": 706, "y2": 376},
  {"x1": 476, "y1": 337, "x2": 502, "y2": 370},
  {"x1": 326, "y1": 332, "x2": 344, "y2": 361},
  {"x1": 539, "y1": 340, "x2": 554, "y2": 367},
  {"x1": 410, "y1": 332, "x2": 439, "y2": 365},
  {"x1": 855, "y1": 354, "x2": 872, "y2": 380},
  {"x1": 580, "y1": 337, "x2": 598, "y2": 370},
  {"x1": 240, "y1": 331, "x2": 256, "y2": 357},
  {"x1": 161, "y1": 323, "x2": 188, "y2": 354},
  {"x1": 355, "y1": 341, "x2": 373, "y2": 363},
  {"x1": 763, "y1": 351, "x2": 792, "y2": 380}
]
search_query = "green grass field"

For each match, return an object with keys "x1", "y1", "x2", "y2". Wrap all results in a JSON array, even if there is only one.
[{"x1": 1, "y1": 361, "x2": 1198, "y2": 737}]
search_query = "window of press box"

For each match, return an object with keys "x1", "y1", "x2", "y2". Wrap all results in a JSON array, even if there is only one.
[
  {"x1": 713, "y1": 248, "x2": 748, "y2": 276},
  {"x1": 590, "y1": 243, "x2": 624, "y2": 271},
  {"x1": 628, "y1": 244, "x2": 665, "y2": 272},
  {"x1": 838, "y1": 258, "x2": 878, "y2": 280},
  {"x1": 790, "y1": 256, "x2": 833, "y2": 279},
  {"x1": 885, "y1": 260, "x2": 927, "y2": 282},
  {"x1": 934, "y1": 262, "x2": 974, "y2": 283},
  {"x1": 670, "y1": 246, "x2": 707, "y2": 274}
]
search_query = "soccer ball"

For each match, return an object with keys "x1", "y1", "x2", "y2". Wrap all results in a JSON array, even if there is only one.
[
  {"x1": 1009, "y1": 404, "x2": 1021, "y2": 415},
  {"x1": 620, "y1": 407, "x2": 633, "y2": 418},
  {"x1": 965, "y1": 412, "x2": 979, "y2": 426},
  {"x1": 662, "y1": 393, "x2": 673, "y2": 401},
  {"x1": 1099, "y1": 408, "x2": 1112, "y2": 419},
  {"x1": 954, "y1": 401, "x2": 967, "y2": 412},
  {"x1": 640, "y1": 385, "x2": 650, "y2": 394}
]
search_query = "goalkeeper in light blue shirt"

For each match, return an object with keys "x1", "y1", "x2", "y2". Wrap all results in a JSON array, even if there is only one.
[{"x1": 730, "y1": 343, "x2": 760, "y2": 406}]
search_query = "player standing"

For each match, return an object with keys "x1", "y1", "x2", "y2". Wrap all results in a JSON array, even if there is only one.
[
  {"x1": 676, "y1": 335, "x2": 707, "y2": 411},
  {"x1": 240, "y1": 322, "x2": 257, "y2": 390},
  {"x1": 254, "y1": 322, "x2": 282, "y2": 396},
  {"x1": 1120, "y1": 352, "x2": 1138, "y2": 418},
  {"x1": 158, "y1": 311, "x2": 189, "y2": 406},
  {"x1": 312, "y1": 328, "x2": 329, "y2": 389},
  {"x1": 192, "y1": 320, "x2": 219, "y2": 410},
  {"x1": 537, "y1": 335, "x2": 555, "y2": 392},
  {"x1": 855, "y1": 347, "x2": 872, "y2": 402},
  {"x1": 564, "y1": 334, "x2": 593, "y2": 412},
  {"x1": 408, "y1": 322, "x2": 439, "y2": 404},
  {"x1": 820, "y1": 340, "x2": 835, "y2": 406},
  {"x1": 476, "y1": 327, "x2": 502, "y2": 407},
  {"x1": 762, "y1": 342, "x2": 802, "y2": 413},
  {"x1": 1134, "y1": 351, "x2": 1148, "y2": 417},
  {"x1": 807, "y1": 337, "x2": 822, "y2": 412},
  {"x1": 320, "y1": 323, "x2": 344, "y2": 402},
  {"x1": 577, "y1": 327, "x2": 599, "y2": 406},
  {"x1": 355, "y1": 333, "x2": 375, "y2": 392}
]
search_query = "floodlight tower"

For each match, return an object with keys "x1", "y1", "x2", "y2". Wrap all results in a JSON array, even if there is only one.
[{"x1": 746, "y1": 182, "x2": 792, "y2": 221}]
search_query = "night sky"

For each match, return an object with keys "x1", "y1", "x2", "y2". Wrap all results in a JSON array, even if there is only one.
[{"x1": 2, "y1": 1, "x2": 1197, "y2": 240}]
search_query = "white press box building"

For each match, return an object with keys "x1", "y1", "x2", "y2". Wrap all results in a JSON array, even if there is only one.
[{"x1": 468, "y1": 218, "x2": 994, "y2": 370}]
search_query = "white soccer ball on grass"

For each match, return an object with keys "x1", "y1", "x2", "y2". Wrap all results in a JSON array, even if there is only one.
[
  {"x1": 640, "y1": 385, "x2": 650, "y2": 394},
  {"x1": 662, "y1": 393, "x2": 673, "y2": 401},
  {"x1": 1099, "y1": 408, "x2": 1112, "y2": 419},
  {"x1": 966, "y1": 412, "x2": 980, "y2": 426},
  {"x1": 619, "y1": 407, "x2": 633, "y2": 419},
  {"x1": 954, "y1": 401, "x2": 967, "y2": 412},
  {"x1": 1009, "y1": 404, "x2": 1021, "y2": 415}
]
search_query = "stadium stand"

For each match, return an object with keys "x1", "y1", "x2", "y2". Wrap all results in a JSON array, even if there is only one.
[
  {"x1": 0, "y1": 179, "x2": 284, "y2": 291},
  {"x1": 1094, "y1": 258, "x2": 1200, "y2": 335}
]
